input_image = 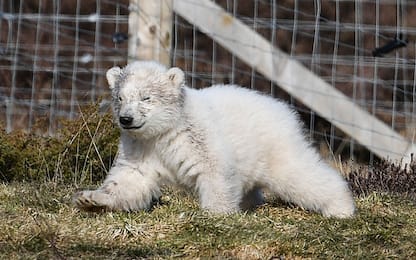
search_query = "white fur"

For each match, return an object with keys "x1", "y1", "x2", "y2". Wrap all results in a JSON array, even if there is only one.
[{"x1": 73, "y1": 61, "x2": 355, "y2": 218}]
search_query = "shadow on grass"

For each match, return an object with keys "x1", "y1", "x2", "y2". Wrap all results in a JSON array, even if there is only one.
[{"x1": 67, "y1": 243, "x2": 173, "y2": 258}]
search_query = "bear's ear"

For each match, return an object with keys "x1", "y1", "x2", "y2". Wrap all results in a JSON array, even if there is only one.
[
  {"x1": 106, "y1": 66, "x2": 121, "y2": 89},
  {"x1": 166, "y1": 67, "x2": 185, "y2": 88}
]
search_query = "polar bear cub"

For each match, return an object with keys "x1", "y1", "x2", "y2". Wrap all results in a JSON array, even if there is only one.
[{"x1": 73, "y1": 61, "x2": 355, "y2": 218}]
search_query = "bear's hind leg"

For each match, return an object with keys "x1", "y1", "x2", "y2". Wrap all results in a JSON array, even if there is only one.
[{"x1": 267, "y1": 160, "x2": 355, "y2": 218}]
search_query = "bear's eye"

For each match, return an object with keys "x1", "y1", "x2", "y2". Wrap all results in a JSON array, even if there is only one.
[
  {"x1": 118, "y1": 96, "x2": 122, "y2": 102},
  {"x1": 142, "y1": 97, "x2": 150, "y2": 101}
]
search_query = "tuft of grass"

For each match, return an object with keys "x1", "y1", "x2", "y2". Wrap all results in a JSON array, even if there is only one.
[
  {"x1": 0, "y1": 103, "x2": 119, "y2": 184},
  {"x1": 345, "y1": 157, "x2": 416, "y2": 200}
]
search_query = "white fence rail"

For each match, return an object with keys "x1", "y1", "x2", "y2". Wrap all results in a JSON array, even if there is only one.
[{"x1": 172, "y1": 0, "x2": 415, "y2": 163}]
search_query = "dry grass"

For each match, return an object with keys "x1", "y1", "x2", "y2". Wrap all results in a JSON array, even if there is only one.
[{"x1": 1, "y1": 181, "x2": 415, "y2": 259}]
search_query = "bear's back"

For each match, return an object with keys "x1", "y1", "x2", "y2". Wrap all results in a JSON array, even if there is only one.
[
  {"x1": 185, "y1": 85, "x2": 300, "y2": 137},
  {"x1": 182, "y1": 85, "x2": 308, "y2": 173}
]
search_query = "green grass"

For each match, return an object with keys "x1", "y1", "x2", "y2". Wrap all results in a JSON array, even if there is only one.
[{"x1": 1, "y1": 182, "x2": 415, "y2": 259}]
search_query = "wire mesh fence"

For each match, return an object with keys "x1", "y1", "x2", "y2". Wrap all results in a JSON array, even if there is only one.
[
  {"x1": 1, "y1": 0, "x2": 415, "y2": 163},
  {"x1": 0, "y1": 0, "x2": 129, "y2": 133}
]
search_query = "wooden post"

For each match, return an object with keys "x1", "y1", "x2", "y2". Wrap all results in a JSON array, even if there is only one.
[
  {"x1": 128, "y1": 0, "x2": 172, "y2": 66},
  {"x1": 173, "y1": 0, "x2": 416, "y2": 164}
]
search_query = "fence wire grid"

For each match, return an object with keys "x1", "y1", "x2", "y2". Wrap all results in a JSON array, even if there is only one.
[{"x1": 1, "y1": 0, "x2": 416, "y2": 163}]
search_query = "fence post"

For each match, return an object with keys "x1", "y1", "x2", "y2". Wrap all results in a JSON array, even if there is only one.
[{"x1": 128, "y1": 0, "x2": 172, "y2": 66}]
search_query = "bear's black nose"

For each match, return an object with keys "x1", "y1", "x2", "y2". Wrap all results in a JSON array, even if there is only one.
[{"x1": 119, "y1": 116, "x2": 133, "y2": 126}]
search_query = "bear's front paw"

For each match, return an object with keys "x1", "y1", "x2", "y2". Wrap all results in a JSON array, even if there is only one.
[{"x1": 72, "y1": 190, "x2": 108, "y2": 211}]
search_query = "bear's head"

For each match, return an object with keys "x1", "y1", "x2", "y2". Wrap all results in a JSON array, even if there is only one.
[{"x1": 106, "y1": 61, "x2": 185, "y2": 138}]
